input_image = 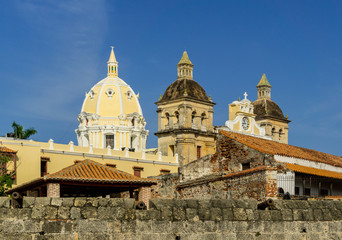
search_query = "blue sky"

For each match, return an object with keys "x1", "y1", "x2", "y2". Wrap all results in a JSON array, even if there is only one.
[{"x1": 1, "y1": 1, "x2": 341, "y2": 156}]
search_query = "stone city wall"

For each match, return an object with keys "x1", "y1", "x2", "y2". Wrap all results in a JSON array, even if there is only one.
[
  {"x1": 0, "y1": 197, "x2": 341, "y2": 239},
  {"x1": 177, "y1": 168, "x2": 271, "y2": 200}
]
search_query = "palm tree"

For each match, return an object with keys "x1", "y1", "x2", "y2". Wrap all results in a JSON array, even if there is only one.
[{"x1": 11, "y1": 121, "x2": 37, "y2": 139}]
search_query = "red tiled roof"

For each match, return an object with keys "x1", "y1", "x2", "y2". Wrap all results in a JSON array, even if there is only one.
[
  {"x1": 45, "y1": 159, "x2": 156, "y2": 184},
  {"x1": 287, "y1": 163, "x2": 342, "y2": 180},
  {"x1": 0, "y1": 146, "x2": 17, "y2": 153},
  {"x1": 220, "y1": 130, "x2": 342, "y2": 168}
]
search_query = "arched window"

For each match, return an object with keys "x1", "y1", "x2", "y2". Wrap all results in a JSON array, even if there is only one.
[
  {"x1": 175, "y1": 111, "x2": 179, "y2": 123},
  {"x1": 132, "y1": 118, "x2": 135, "y2": 127},
  {"x1": 165, "y1": 113, "x2": 170, "y2": 126},
  {"x1": 201, "y1": 113, "x2": 206, "y2": 126},
  {"x1": 271, "y1": 127, "x2": 275, "y2": 136},
  {"x1": 191, "y1": 111, "x2": 196, "y2": 124},
  {"x1": 279, "y1": 129, "x2": 283, "y2": 138}
]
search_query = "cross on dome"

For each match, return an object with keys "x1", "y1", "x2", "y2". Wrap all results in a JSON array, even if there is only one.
[{"x1": 244, "y1": 92, "x2": 248, "y2": 100}]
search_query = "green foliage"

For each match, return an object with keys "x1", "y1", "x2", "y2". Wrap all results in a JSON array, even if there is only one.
[
  {"x1": 11, "y1": 121, "x2": 37, "y2": 139},
  {"x1": 0, "y1": 154, "x2": 14, "y2": 196}
]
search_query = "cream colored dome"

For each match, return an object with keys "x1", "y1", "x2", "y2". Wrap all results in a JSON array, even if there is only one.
[
  {"x1": 76, "y1": 47, "x2": 148, "y2": 151},
  {"x1": 81, "y1": 76, "x2": 142, "y2": 117}
]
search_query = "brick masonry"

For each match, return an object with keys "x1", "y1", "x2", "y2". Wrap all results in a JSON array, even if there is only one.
[
  {"x1": 47, "y1": 183, "x2": 60, "y2": 198},
  {"x1": 0, "y1": 197, "x2": 341, "y2": 239}
]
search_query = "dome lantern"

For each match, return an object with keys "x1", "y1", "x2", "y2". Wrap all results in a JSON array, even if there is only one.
[{"x1": 107, "y1": 46, "x2": 118, "y2": 77}]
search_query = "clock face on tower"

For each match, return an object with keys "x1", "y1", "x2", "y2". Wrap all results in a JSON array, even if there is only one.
[{"x1": 242, "y1": 117, "x2": 249, "y2": 130}]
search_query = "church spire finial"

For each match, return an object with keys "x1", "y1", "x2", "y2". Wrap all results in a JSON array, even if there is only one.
[
  {"x1": 107, "y1": 46, "x2": 118, "y2": 77},
  {"x1": 177, "y1": 51, "x2": 194, "y2": 79},
  {"x1": 257, "y1": 73, "x2": 271, "y2": 99}
]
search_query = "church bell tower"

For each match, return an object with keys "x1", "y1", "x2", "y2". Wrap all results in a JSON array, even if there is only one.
[{"x1": 155, "y1": 51, "x2": 216, "y2": 165}]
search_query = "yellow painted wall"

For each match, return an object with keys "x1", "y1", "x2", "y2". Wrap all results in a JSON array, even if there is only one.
[{"x1": 0, "y1": 139, "x2": 178, "y2": 188}]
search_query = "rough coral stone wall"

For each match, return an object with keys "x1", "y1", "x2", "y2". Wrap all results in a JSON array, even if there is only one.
[
  {"x1": 177, "y1": 169, "x2": 271, "y2": 201},
  {"x1": 210, "y1": 133, "x2": 283, "y2": 174},
  {"x1": 150, "y1": 173, "x2": 179, "y2": 199},
  {"x1": 0, "y1": 197, "x2": 342, "y2": 240},
  {"x1": 180, "y1": 154, "x2": 216, "y2": 182}
]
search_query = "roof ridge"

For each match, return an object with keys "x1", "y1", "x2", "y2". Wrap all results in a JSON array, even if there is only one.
[{"x1": 219, "y1": 130, "x2": 342, "y2": 167}]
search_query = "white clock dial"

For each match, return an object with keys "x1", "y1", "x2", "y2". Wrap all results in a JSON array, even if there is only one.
[{"x1": 242, "y1": 117, "x2": 249, "y2": 130}]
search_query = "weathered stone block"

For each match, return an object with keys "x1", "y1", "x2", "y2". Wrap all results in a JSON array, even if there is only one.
[
  {"x1": 148, "y1": 209, "x2": 161, "y2": 220},
  {"x1": 17, "y1": 208, "x2": 32, "y2": 219},
  {"x1": 124, "y1": 209, "x2": 136, "y2": 221},
  {"x1": 97, "y1": 207, "x2": 113, "y2": 220},
  {"x1": 173, "y1": 207, "x2": 186, "y2": 221},
  {"x1": 98, "y1": 198, "x2": 109, "y2": 207},
  {"x1": 108, "y1": 198, "x2": 124, "y2": 207},
  {"x1": 283, "y1": 200, "x2": 297, "y2": 209},
  {"x1": 186, "y1": 208, "x2": 199, "y2": 221},
  {"x1": 22, "y1": 197, "x2": 35, "y2": 208},
  {"x1": 295, "y1": 200, "x2": 309, "y2": 209},
  {"x1": 62, "y1": 198, "x2": 74, "y2": 207},
  {"x1": 76, "y1": 219, "x2": 107, "y2": 233},
  {"x1": 221, "y1": 200, "x2": 235, "y2": 208},
  {"x1": 121, "y1": 220, "x2": 136, "y2": 233},
  {"x1": 23, "y1": 219, "x2": 40, "y2": 233},
  {"x1": 322, "y1": 209, "x2": 333, "y2": 221},
  {"x1": 198, "y1": 208, "x2": 211, "y2": 221},
  {"x1": 233, "y1": 208, "x2": 247, "y2": 221},
  {"x1": 258, "y1": 211, "x2": 271, "y2": 221},
  {"x1": 293, "y1": 210, "x2": 304, "y2": 221},
  {"x1": 42, "y1": 221, "x2": 63, "y2": 233},
  {"x1": 210, "y1": 207, "x2": 222, "y2": 221},
  {"x1": 186, "y1": 199, "x2": 198, "y2": 209},
  {"x1": 198, "y1": 200, "x2": 211, "y2": 209},
  {"x1": 111, "y1": 207, "x2": 126, "y2": 220},
  {"x1": 313, "y1": 209, "x2": 323, "y2": 221},
  {"x1": 123, "y1": 199, "x2": 135, "y2": 209},
  {"x1": 70, "y1": 207, "x2": 81, "y2": 219},
  {"x1": 151, "y1": 221, "x2": 171, "y2": 233},
  {"x1": 203, "y1": 220, "x2": 217, "y2": 232},
  {"x1": 222, "y1": 208, "x2": 234, "y2": 220},
  {"x1": 302, "y1": 209, "x2": 314, "y2": 221},
  {"x1": 149, "y1": 199, "x2": 173, "y2": 210},
  {"x1": 246, "y1": 209, "x2": 258, "y2": 221},
  {"x1": 309, "y1": 200, "x2": 323, "y2": 209},
  {"x1": 270, "y1": 210, "x2": 282, "y2": 221},
  {"x1": 45, "y1": 206, "x2": 58, "y2": 219},
  {"x1": 85, "y1": 198, "x2": 99, "y2": 207},
  {"x1": 74, "y1": 197, "x2": 87, "y2": 207},
  {"x1": 35, "y1": 197, "x2": 51, "y2": 207},
  {"x1": 58, "y1": 206, "x2": 70, "y2": 219},
  {"x1": 31, "y1": 206, "x2": 45, "y2": 219},
  {"x1": 136, "y1": 219, "x2": 152, "y2": 232},
  {"x1": 160, "y1": 207, "x2": 172, "y2": 221},
  {"x1": 3, "y1": 219, "x2": 24, "y2": 233},
  {"x1": 51, "y1": 198, "x2": 63, "y2": 206}
]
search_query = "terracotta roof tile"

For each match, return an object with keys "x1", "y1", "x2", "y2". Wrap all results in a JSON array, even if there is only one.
[
  {"x1": 0, "y1": 146, "x2": 17, "y2": 153},
  {"x1": 287, "y1": 163, "x2": 342, "y2": 180},
  {"x1": 45, "y1": 159, "x2": 156, "y2": 185},
  {"x1": 220, "y1": 130, "x2": 342, "y2": 168}
]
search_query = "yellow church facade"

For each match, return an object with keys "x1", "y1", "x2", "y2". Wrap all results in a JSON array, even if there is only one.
[{"x1": 1, "y1": 132, "x2": 178, "y2": 190}]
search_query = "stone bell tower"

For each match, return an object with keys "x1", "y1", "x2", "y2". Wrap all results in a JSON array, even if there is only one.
[
  {"x1": 253, "y1": 74, "x2": 290, "y2": 144},
  {"x1": 155, "y1": 51, "x2": 216, "y2": 165}
]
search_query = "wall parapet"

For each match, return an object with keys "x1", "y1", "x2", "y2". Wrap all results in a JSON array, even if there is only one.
[{"x1": 0, "y1": 197, "x2": 341, "y2": 239}]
